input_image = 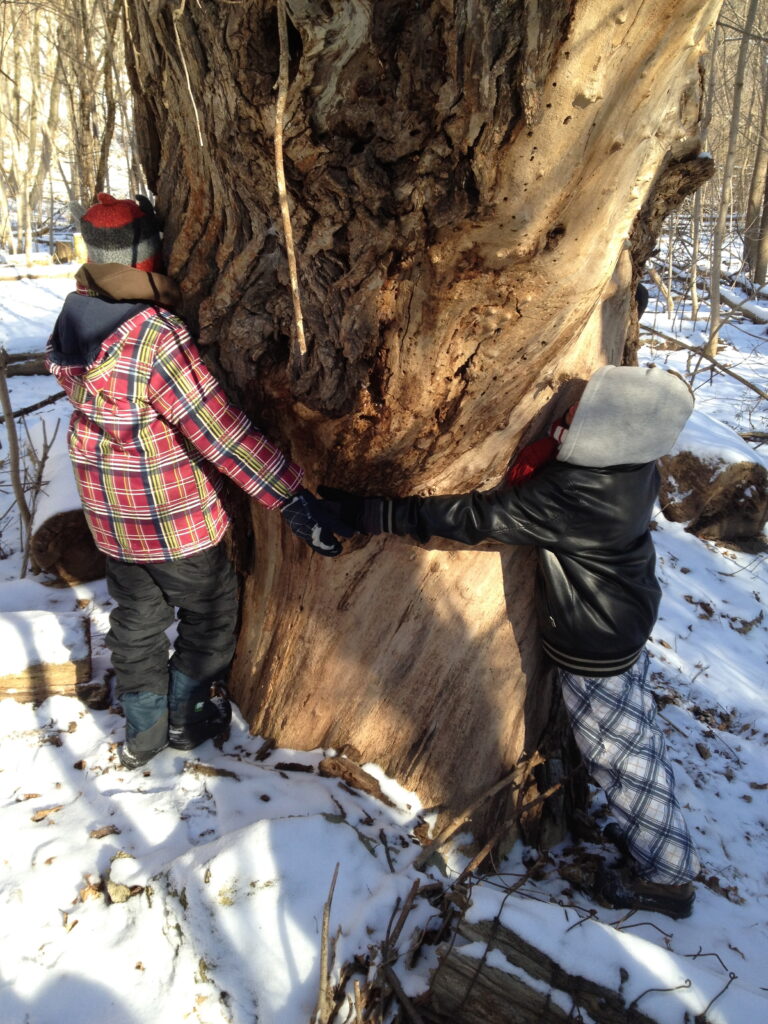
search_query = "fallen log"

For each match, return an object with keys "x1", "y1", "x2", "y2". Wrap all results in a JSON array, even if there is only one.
[
  {"x1": 429, "y1": 917, "x2": 657, "y2": 1024},
  {"x1": 426, "y1": 895, "x2": 763, "y2": 1023},
  {"x1": 645, "y1": 266, "x2": 768, "y2": 324},
  {"x1": 5, "y1": 350, "x2": 45, "y2": 363},
  {"x1": 718, "y1": 285, "x2": 768, "y2": 325},
  {"x1": 6, "y1": 357, "x2": 48, "y2": 376},
  {"x1": 0, "y1": 610, "x2": 91, "y2": 702}
]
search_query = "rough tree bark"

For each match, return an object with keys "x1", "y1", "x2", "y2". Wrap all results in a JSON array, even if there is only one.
[{"x1": 125, "y1": 0, "x2": 722, "y2": 839}]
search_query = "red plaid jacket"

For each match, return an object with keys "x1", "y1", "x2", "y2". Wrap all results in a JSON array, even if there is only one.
[{"x1": 47, "y1": 269, "x2": 302, "y2": 563}]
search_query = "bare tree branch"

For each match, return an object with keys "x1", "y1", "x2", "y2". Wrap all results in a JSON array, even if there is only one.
[{"x1": 642, "y1": 325, "x2": 768, "y2": 401}]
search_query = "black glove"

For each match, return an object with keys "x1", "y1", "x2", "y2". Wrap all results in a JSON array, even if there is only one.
[
  {"x1": 317, "y1": 486, "x2": 390, "y2": 535},
  {"x1": 281, "y1": 487, "x2": 352, "y2": 556}
]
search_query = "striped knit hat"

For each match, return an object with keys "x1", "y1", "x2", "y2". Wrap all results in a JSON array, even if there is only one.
[{"x1": 76, "y1": 194, "x2": 163, "y2": 272}]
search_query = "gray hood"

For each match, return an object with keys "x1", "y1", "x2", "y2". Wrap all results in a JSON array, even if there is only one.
[{"x1": 556, "y1": 365, "x2": 694, "y2": 468}]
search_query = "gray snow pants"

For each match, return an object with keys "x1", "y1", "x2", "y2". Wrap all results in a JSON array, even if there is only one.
[{"x1": 105, "y1": 542, "x2": 239, "y2": 755}]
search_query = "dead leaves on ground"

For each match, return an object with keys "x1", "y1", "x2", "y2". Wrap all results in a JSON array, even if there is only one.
[{"x1": 31, "y1": 804, "x2": 64, "y2": 822}]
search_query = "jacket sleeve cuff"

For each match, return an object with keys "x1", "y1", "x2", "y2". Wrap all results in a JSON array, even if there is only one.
[{"x1": 361, "y1": 498, "x2": 395, "y2": 534}]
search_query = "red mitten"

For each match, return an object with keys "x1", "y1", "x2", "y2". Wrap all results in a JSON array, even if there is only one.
[
  {"x1": 505, "y1": 416, "x2": 570, "y2": 486},
  {"x1": 504, "y1": 436, "x2": 558, "y2": 486}
]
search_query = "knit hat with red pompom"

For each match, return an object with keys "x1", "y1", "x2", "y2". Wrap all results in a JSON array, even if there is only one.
[{"x1": 75, "y1": 194, "x2": 163, "y2": 272}]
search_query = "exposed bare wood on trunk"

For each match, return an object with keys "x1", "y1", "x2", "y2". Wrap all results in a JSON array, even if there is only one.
[{"x1": 125, "y1": 0, "x2": 723, "y2": 836}]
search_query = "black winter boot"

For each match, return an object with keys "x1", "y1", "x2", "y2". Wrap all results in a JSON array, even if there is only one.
[
  {"x1": 119, "y1": 740, "x2": 168, "y2": 769},
  {"x1": 168, "y1": 692, "x2": 232, "y2": 751},
  {"x1": 592, "y1": 862, "x2": 695, "y2": 919}
]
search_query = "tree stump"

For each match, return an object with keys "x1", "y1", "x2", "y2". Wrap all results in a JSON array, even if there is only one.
[
  {"x1": 659, "y1": 411, "x2": 768, "y2": 542},
  {"x1": 27, "y1": 419, "x2": 105, "y2": 584},
  {"x1": 30, "y1": 509, "x2": 106, "y2": 585}
]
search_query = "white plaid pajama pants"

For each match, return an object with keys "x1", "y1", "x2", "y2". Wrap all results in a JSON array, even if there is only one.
[{"x1": 560, "y1": 651, "x2": 700, "y2": 885}]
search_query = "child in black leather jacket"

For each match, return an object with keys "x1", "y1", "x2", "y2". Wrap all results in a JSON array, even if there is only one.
[{"x1": 322, "y1": 366, "x2": 700, "y2": 918}]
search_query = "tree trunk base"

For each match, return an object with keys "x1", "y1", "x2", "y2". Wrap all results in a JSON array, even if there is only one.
[{"x1": 231, "y1": 513, "x2": 556, "y2": 844}]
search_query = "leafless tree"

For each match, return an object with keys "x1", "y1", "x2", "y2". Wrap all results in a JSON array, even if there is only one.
[
  {"x1": 0, "y1": 0, "x2": 138, "y2": 257},
  {"x1": 708, "y1": 0, "x2": 760, "y2": 355}
]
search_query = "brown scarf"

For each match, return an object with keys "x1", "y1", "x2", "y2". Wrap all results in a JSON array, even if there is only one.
[{"x1": 75, "y1": 263, "x2": 181, "y2": 310}]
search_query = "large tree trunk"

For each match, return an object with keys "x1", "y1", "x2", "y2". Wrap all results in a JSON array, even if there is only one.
[{"x1": 125, "y1": 0, "x2": 721, "y2": 837}]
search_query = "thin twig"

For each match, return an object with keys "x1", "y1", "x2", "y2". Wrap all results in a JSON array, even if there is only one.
[
  {"x1": 353, "y1": 980, "x2": 364, "y2": 1023},
  {"x1": 173, "y1": 0, "x2": 204, "y2": 148},
  {"x1": 614, "y1": 919, "x2": 673, "y2": 939},
  {"x1": 450, "y1": 783, "x2": 561, "y2": 889},
  {"x1": 683, "y1": 947, "x2": 732, "y2": 971},
  {"x1": 643, "y1": 325, "x2": 768, "y2": 401},
  {"x1": 20, "y1": 418, "x2": 60, "y2": 578},
  {"x1": 413, "y1": 753, "x2": 544, "y2": 868},
  {"x1": 352, "y1": 881, "x2": 422, "y2": 1024},
  {"x1": 628, "y1": 977, "x2": 691, "y2": 1012},
  {"x1": 695, "y1": 972, "x2": 738, "y2": 1021},
  {"x1": 455, "y1": 886, "x2": 520, "y2": 1014},
  {"x1": 379, "y1": 828, "x2": 396, "y2": 873},
  {"x1": 0, "y1": 390, "x2": 66, "y2": 423},
  {"x1": 386, "y1": 880, "x2": 421, "y2": 954},
  {"x1": 383, "y1": 964, "x2": 426, "y2": 1024},
  {"x1": 658, "y1": 713, "x2": 688, "y2": 738},
  {"x1": 313, "y1": 862, "x2": 340, "y2": 1024},
  {"x1": 275, "y1": 0, "x2": 307, "y2": 361},
  {"x1": 0, "y1": 349, "x2": 33, "y2": 549}
]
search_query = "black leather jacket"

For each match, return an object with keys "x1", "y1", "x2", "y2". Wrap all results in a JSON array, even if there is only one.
[{"x1": 388, "y1": 460, "x2": 662, "y2": 676}]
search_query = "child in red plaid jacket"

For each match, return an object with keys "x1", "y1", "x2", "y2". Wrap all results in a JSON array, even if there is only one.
[{"x1": 48, "y1": 195, "x2": 348, "y2": 768}]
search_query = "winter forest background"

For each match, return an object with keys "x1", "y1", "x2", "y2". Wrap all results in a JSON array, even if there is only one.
[
  {"x1": 1, "y1": 1, "x2": 768, "y2": 1023},
  {"x1": 3, "y1": 0, "x2": 768, "y2": 321}
]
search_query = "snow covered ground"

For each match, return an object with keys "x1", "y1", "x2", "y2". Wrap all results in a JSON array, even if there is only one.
[{"x1": 0, "y1": 271, "x2": 766, "y2": 1023}]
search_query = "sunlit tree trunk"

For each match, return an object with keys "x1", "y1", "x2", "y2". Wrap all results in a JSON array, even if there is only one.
[
  {"x1": 708, "y1": 0, "x2": 759, "y2": 354},
  {"x1": 744, "y1": 60, "x2": 768, "y2": 280},
  {"x1": 691, "y1": 25, "x2": 720, "y2": 324},
  {"x1": 125, "y1": 0, "x2": 722, "y2": 838},
  {"x1": 0, "y1": 177, "x2": 13, "y2": 253},
  {"x1": 755, "y1": 169, "x2": 768, "y2": 285},
  {"x1": 93, "y1": 0, "x2": 122, "y2": 196}
]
